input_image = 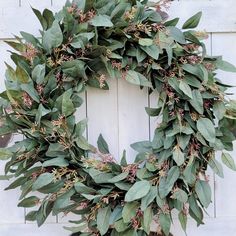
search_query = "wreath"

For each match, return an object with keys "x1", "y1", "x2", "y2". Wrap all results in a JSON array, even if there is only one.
[{"x1": 1, "y1": 0, "x2": 236, "y2": 235}]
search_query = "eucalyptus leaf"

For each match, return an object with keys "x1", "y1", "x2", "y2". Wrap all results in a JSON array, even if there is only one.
[
  {"x1": 182, "y1": 12, "x2": 202, "y2": 29},
  {"x1": 221, "y1": 152, "x2": 236, "y2": 171},
  {"x1": 125, "y1": 180, "x2": 150, "y2": 202},
  {"x1": 197, "y1": 118, "x2": 216, "y2": 143},
  {"x1": 42, "y1": 20, "x2": 63, "y2": 53},
  {"x1": 195, "y1": 180, "x2": 211, "y2": 208}
]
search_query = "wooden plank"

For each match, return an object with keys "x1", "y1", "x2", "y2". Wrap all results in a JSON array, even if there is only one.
[
  {"x1": 118, "y1": 79, "x2": 149, "y2": 163},
  {"x1": 168, "y1": 0, "x2": 236, "y2": 33},
  {"x1": 0, "y1": 40, "x2": 12, "y2": 92},
  {"x1": 0, "y1": 223, "x2": 70, "y2": 236},
  {"x1": 51, "y1": 0, "x2": 66, "y2": 12},
  {"x1": 1, "y1": 216, "x2": 236, "y2": 236},
  {"x1": 212, "y1": 33, "x2": 236, "y2": 217},
  {"x1": 0, "y1": 0, "x2": 20, "y2": 38},
  {"x1": 1, "y1": 0, "x2": 236, "y2": 38},
  {"x1": 0, "y1": 0, "x2": 51, "y2": 38},
  {"x1": 87, "y1": 78, "x2": 119, "y2": 160},
  {"x1": 170, "y1": 216, "x2": 236, "y2": 236}
]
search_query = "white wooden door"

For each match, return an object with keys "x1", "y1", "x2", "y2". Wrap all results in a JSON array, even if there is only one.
[{"x1": 0, "y1": 0, "x2": 236, "y2": 235}]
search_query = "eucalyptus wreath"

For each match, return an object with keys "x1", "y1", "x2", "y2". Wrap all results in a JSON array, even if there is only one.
[{"x1": 1, "y1": 0, "x2": 236, "y2": 235}]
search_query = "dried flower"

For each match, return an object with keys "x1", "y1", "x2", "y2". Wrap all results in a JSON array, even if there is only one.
[
  {"x1": 36, "y1": 84, "x2": 44, "y2": 95},
  {"x1": 21, "y1": 43, "x2": 38, "y2": 63},
  {"x1": 98, "y1": 74, "x2": 107, "y2": 88},
  {"x1": 111, "y1": 60, "x2": 122, "y2": 70},
  {"x1": 23, "y1": 92, "x2": 33, "y2": 108}
]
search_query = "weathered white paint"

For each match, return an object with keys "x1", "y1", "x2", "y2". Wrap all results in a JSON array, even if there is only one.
[
  {"x1": 212, "y1": 33, "x2": 236, "y2": 217},
  {"x1": 169, "y1": 0, "x2": 236, "y2": 33},
  {"x1": 0, "y1": 1, "x2": 236, "y2": 235}
]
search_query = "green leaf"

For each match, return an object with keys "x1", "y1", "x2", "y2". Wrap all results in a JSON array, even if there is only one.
[
  {"x1": 195, "y1": 180, "x2": 211, "y2": 208},
  {"x1": 197, "y1": 118, "x2": 216, "y2": 143},
  {"x1": 25, "y1": 210, "x2": 37, "y2": 222},
  {"x1": 108, "y1": 172, "x2": 129, "y2": 183},
  {"x1": 159, "y1": 166, "x2": 180, "y2": 198},
  {"x1": 189, "y1": 90, "x2": 204, "y2": 114},
  {"x1": 141, "y1": 186, "x2": 157, "y2": 211},
  {"x1": 126, "y1": 70, "x2": 152, "y2": 87},
  {"x1": 164, "y1": 18, "x2": 179, "y2": 27},
  {"x1": 182, "y1": 64, "x2": 206, "y2": 81},
  {"x1": 179, "y1": 80, "x2": 193, "y2": 98},
  {"x1": 122, "y1": 201, "x2": 139, "y2": 223},
  {"x1": 18, "y1": 196, "x2": 40, "y2": 208},
  {"x1": 125, "y1": 180, "x2": 150, "y2": 202},
  {"x1": 89, "y1": 168, "x2": 114, "y2": 184},
  {"x1": 42, "y1": 157, "x2": 69, "y2": 167},
  {"x1": 221, "y1": 152, "x2": 236, "y2": 171},
  {"x1": 216, "y1": 59, "x2": 236, "y2": 72},
  {"x1": 213, "y1": 101, "x2": 226, "y2": 120},
  {"x1": 143, "y1": 206, "x2": 153, "y2": 234},
  {"x1": 71, "y1": 32, "x2": 95, "y2": 48},
  {"x1": 32, "y1": 7, "x2": 47, "y2": 30},
  {"x1": 145, "y1": 107, "x2": 161, "y2": 117},
  {"x1": 168, "y1": 26, "x2": 186, "y2": 44},
  {"x1": 109, "y1": 206, "x2": 123, "y2": 225},
  {"x1": 21, "y1": 84, "x2": 40, "y2": 103},
  {"x1": 46, "y1": 143, "x2": 66, "y2": 157},
  {"x1": 97, "y1": 134, "x2": 110, "y2": 154},
  {"x1": 138, "y1": 38, "x2": 153, "y2": 46},
  {"x1": 32, "y1": 64, "x2": 45, "y2": 84},
  {"x1": 20, "y1": 31, "x2": 39, "y2": 46},
  {"x1": 74, "y1": 182, "x2": 95, "y2": 194},
  {"x1": 90, "y1": 15, "x2": 113, "y2": 27},
  {"x1": 188, "y1": 195, "x2": 204, "y2": 225},
  {"x1": 16, "y1": 66, "x2": 30, "y2": 83},
  {"x1": 97, "y1": 206, "x2": 111, "y2": 235},
  {"x1": 209, "y1": 158, "x2": 224, "y2": 178},
  {"x1": 42, "y1": 20, "x2": 63, "y2": 53},
  {"x1": 43, "y1": 9, "x2": 54, "y2": 29},
  {"x1": 35, "y1": 104, "x2": 51, "y2": 124},
  {"x1": 0, "y1": 148, "x2": 12, "y2": 160},
  {"x1": 32, "y1": 173, "x2": 53, "y2": 190},
  {"x1": 114, "y1": 219, "x2": 129, "y2": 232},
  {"x1": 130, "y1": 141, "x2": 152, "y2": 153},
  {"x1": 159, "y1": 213, "x2": 171, "y2": 236},
  {"x1": 63, "y1": 224, "x2": 87, "y2": 233},
  {"x1": 182, "y1": 12, "x2": 202, "y2": 29},
  {"x1": 62, "y1": 90, "x2": 75, "y2": 116},
  {"x1": 141, "y1": 45, "x2": 160, "y2": 60},
  {"x1": 53, "y1": 189, "x2": 75, "y2": 212},
  {"x1": 62, "y1": 60, "x2": 86, "y2": 78},
  {"x1": 76, "y1": 136, "x2": 92, "y2": 151},
  {"x1": 75, "y1": 119, "x2": 87, "y2": 137},
  {"x1": 173, "y1": 147, "x2": 185, "y2": 166},
  {"x1": 178, "y1": 211, "x2": 187, "y2": 232},
  {"x1": 172, "y1": 189, "x2": 188, "y2": 203}
]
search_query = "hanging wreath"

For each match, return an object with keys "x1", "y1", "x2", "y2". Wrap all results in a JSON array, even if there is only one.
[{"x1": 1, "y1": 0, "x2": 236, "y2": 235}]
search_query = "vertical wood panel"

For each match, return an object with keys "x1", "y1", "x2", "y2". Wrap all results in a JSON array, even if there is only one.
[
  {"x1": 118, "y1": 79, "x2": 149, "y2": 163},
  {"x1": 212, "y1": 33, "x2": 236, "y2": 217},
  {"x1": 0, "y1": 0, "x2": 20, "y2": 38},
  {"x1": 51, "y1": 0, "x2": 66, "y2": 11},
  {"x1": 87, "y1": 78, "x2": 119, "y2": 160}
]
